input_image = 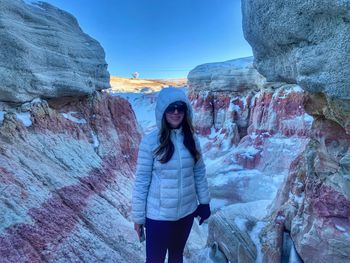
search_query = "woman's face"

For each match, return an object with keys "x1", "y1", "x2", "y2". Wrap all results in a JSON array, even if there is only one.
[{"x1": 165, "y1": 101, "x2": 186, "y2": 129}]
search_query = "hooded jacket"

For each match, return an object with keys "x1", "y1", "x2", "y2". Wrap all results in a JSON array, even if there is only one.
[{"x1": 132, "y1": 87, "x2": 210, "y2": 224}]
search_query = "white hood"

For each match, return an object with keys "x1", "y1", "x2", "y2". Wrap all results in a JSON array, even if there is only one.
[{"x1": 155, "y1": 87, "x2": 193, "y2": 129}]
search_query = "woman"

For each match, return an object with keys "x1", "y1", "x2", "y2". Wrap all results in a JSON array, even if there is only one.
[{"x1": 132, "y1": 87, "x2": 211, "y2": 263}]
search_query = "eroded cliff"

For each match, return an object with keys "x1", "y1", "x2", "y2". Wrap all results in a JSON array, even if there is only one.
[
  {"x1": 242, "y1": 0, "x2": 350, "y2": 262},
  {"x1": 0, "y1": 1, "x2": 143, "y2": 262}
]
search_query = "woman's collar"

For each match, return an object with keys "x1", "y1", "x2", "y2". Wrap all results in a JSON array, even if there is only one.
[{"x1": 170, "y1": 126, "x2": 183, "y2": 134}]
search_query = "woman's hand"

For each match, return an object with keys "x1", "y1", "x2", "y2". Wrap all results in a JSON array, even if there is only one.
[
  {"x1": 194, "y1": 204, "x2": 211, "y2": 225},
  {"x1": 134, "y1": 223, "x2": 145, "y2": 242}
]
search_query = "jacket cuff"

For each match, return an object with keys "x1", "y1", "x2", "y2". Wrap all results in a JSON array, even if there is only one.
[
  {"x1": 199, "y1": 195, "x2": 210, "y2": 205},
  {"x1": 133, "y1": 218, "x2": 145, "y2": 225}
]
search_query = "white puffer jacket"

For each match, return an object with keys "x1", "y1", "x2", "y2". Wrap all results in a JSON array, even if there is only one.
[{"x1": 132, "y1": 88, "x2": 210, "y2": 224}]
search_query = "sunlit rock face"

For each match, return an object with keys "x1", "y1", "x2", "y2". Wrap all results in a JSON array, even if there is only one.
[
  {"x1": 0, "y1": 93, "x2": 143, "y2": 262},
  {"x1": 0, "y1": 0, "x2": 110, "y2": 103},
  {"x1": 188, "y1": 57, "x2": 265, "y2": 93},
  {"x1": 188, "y1": 57, "x2": 265, "y2": 152},
  {"x1": 242, "y1": 0, "x2": 350, "y2": 262}
]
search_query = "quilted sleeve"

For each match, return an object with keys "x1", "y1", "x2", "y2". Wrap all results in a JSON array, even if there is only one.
[
  {"x1": 193, "y1": 135, "x2": 210, "y2": 204},
  {"x1": 131, "y1": 137, "x2": 154, "y2": 224}
]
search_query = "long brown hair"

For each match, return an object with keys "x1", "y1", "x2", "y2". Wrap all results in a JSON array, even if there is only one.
[{"x1": 154, "y1": 112, "x2": 200, "y2": 164}]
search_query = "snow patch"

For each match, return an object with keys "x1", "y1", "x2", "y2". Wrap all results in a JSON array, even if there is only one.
[
  {"x1": 15, "y1": 112, "x2": 32, "y2": 127},
  {"x1": 61, "y1": 112, "x2": 87, "y2": 124},
  {"x1": 90, "y1": 131, "x2": 99, "y2": 148},
  {"x1": 229, "y1": 102, "x2": 241, "y2": 112},
  {"x1": 234, "y1": 146, "x2": 260, "y2": 159},
  {"x1": 274, "y1": 85, "x2": 304, "y2": 99},
  {"x1": 250, "y1": 92, "x2": 260, "y2": 108},
  {"x1": 224, "y1": 200, "x2": 271, "y2": 220},
  {"x1": 31, "y1": 97, "x2": 42, "y2": 104},
  {"x1": 250, "y1": 221, "x2": 267, "y2": 263},
  {"x1": 234, "y1": 217, "x2": 248, "y2": 232},
  {"x1": 303, "y1": 113, "x2": 313, "y2": 123},
  {"x1": 208, "y1": 173, "x2": 232, "y2": 187},
  {"x1": 289, "y1": 242, "x2": 303, "y2": 263},
  {"x1": 335, "y1": 225, "x2": 346, "y2": 232},
  {"x1": 267, "y1": 136, "x2": 299, "y2": 146},
  {"x1": 0, "y1": 111, "x2": 5, "y2": 124},
  {"x1": 210, "y1": 198, "x2": 229, "y2": 211}
]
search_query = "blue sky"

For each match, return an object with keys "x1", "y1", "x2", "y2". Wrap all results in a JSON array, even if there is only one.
[{"x1": 36, "y1": 0, "x2": 252, "y2": 79}]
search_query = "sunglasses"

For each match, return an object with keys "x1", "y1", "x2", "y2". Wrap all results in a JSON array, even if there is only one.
[{"x1": 165, "y1": 102, "x2": 187, "y2": 114}]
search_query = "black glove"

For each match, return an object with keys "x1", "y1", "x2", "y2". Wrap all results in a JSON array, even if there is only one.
[{"x1": 194, "y1": 204, "x2": 211, "y2": 225}]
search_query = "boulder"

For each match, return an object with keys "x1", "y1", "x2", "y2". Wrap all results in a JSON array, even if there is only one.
[
  {"x1": 207, "y1": 207, "x2": 257, "y2": 263},
  {"x1": 188, "y1": 57, "x2": 265, "y2": 93},
  {"x1": 242, "y1": 0, "x2": 350, "y2": 100},
  {"x1": 0, "y1": 0, "x2": 110, "y2": 103}
]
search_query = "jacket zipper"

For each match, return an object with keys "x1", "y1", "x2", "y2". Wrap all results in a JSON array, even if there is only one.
[{"x1": 175, "y1": 131, "x2": 182, "y2": 218}]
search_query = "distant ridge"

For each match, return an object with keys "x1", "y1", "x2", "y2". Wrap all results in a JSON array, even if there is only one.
[{"x1": 109, "y1": 76, "x2": 187, "y2": 93}]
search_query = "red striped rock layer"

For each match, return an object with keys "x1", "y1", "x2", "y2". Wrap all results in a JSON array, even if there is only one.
[
  {"x1": 263, "y1": 115, "x2": 350, "y2": 263},
  {"x1": 0, "y1": 93, "x2": 143, "y2": 263},
  {"x1": 237, "y1": 85, "x2": 312, "y2": 171},
  {"x1": 188, "y1": 89, "x2": 252, "y2": 157},
  {"x1": 189, "y1": 84, "x2": 312, "y2": 172}
]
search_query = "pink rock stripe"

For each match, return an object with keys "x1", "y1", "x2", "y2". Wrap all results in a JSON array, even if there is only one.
[
  {"x1": 0, "y1": 155, "x2": 131, "y2": 262},
  {"x1": 0, "y1": 167, "x2": 28, "y2": 200},
  {"x1": 310, "y1": 184, "x2": 350, "y2": 218}
]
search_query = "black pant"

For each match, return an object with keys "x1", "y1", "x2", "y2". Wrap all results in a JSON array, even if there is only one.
[{"x1": 145, "y1": 212, "x2": 194, "y2": 263}]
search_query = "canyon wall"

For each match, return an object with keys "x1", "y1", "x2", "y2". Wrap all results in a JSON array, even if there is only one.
[
  {"x1": 0, "y1": 1, "x2": 143, "y2": 262},
  {"x1": 0, "y1": 94, "x2": 143, "y2": 263},
  {"x1": 242, "y1": 0, "x2": 350, "y2": 262},
  {"x1": 187, "y1": 57, "x2": 313, "y2": 262}
]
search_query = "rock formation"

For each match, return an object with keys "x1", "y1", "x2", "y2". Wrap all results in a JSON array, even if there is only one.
[
  {"x1": 0, "y1": 0, "x2": 110, "y2": 103},
  {"x1": 0, "y1": 1, "x2": 144, "y2": 262},
  {"x1": 0, "y1": 94, "x2": 144, "y2": 263},
  {"x1": 188, "y1": 57, "x2": 265, "y2": 151},
  {"x1": 188, "y1": 57, "x2": 265, "y2": 93},
  {"x1": 241, "y1": 0, "x2": 350, "y2": 100},
  {"x1": 188, "y1": 58, "x2": 312, "y2": 172},
  {"x1": 242, "y1": 0, "x2": 350, "y2": 262},
  {"x1": 186, "y1": 57, "x2": 313, "y2": 263},
  {"x1": 237, "y1": 83, "x2": 312, "y2": 172},
  {"x1": 207, "y1": 206, "x2": 258, "y2": 263}
]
